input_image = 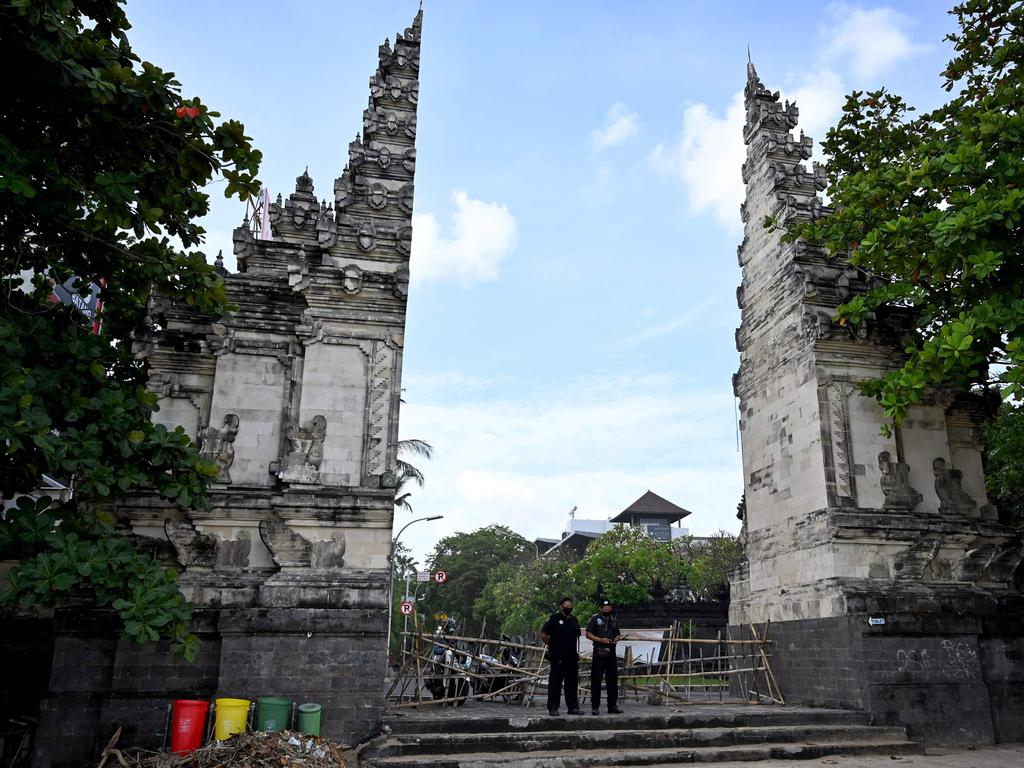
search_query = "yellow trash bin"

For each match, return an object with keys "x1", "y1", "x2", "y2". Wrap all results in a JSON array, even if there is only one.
[{"x1": 214, "y1": 697, "x2": 251, "y2": 740}]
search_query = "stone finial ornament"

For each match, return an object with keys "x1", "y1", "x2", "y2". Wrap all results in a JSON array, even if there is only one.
[
  {"x1": 878, "y1": 451, "x2": 923, "y2": 511},
  {"x1": 198, "y1": 413, "x2": 240, "y2": 483},
  {"x1": 932, "y1": 457, "x2": 978, "y2": 515},
  {"x1": 277, "y1": 415, "x2": 327, "y2": 484}
]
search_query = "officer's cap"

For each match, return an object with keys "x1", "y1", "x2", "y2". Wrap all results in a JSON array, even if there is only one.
[{"x1": 600, "y1": 599, "x2": 613, "y2": 606}]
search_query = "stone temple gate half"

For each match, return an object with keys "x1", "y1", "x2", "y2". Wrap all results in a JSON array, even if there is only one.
[
  {"x1": 33, "y1": 11, "x2": 423, "y2": 764},
  {"x1": 730, "y1": 60, "x2": 1024, "y2": 744}
]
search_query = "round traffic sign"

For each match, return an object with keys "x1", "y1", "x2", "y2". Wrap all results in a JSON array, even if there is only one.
[
  {"x1": 434, "y1": 570, "x2": 448, "y2": 584},
  {"x1": 400, "y1": 601, "x2": 414, "y2": 616}
]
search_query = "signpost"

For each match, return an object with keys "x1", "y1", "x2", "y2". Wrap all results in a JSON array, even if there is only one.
[{"x1": 416, "y1": 571, "x2": 430, "y2": 583}]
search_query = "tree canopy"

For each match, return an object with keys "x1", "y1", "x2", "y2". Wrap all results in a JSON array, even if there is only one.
[
  {"x1": 781, "y1": 0, "x2": 1023, "y2": 426},
  {"x1": 418, "y1": 525, "x2": 534, "y2": 633},
  {"x1": 0, "y1": 0, "x2": 261, "y2": 658},
  {"x1": 984, "y1": 401, "x2": 1024, "y2": 532}
]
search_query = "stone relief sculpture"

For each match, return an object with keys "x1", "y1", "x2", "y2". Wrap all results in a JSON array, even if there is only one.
[
  {"x1": 198, "y1": 413, "x2": 239, "y2": 483},
  {"x1": 277, "y1": 415, "x2": 327, "y2": 484},
  {"x1": 932, "y1": 457, "x2": 977, "y2": 515},
  {"x1": 259, "y1": 519, "x2": 346, "y2": 568},
  {"x1": 878, "y1": 451, "x2": 923, "y2": 511},
  {"x1": 165, "y1": 519, "x2": 217, "y2": 568}
]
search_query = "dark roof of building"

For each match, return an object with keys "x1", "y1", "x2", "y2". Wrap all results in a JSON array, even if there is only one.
[{"x1": 609, "y1": 490, "x2": 692, "y2": 523}]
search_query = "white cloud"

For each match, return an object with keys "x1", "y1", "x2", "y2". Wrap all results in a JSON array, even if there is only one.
[
  {"x1": 822, "y1": 4, "x2": 924, "y2": 79},
  {"x1": 591, "y1": 102, "x2": 641, "y2": 152},
  {"x1": 648, "y1": 91, "x2": 746, "y2": 229},
  {"x1": 649, "y1": 66, "x2": 847, "y2": 229},
  {"x1": 397, "y1": 373, "x2": 743, "y2": 562},
  {"x1": 411, "y1": 190, "x2": 518, "y2": 284}
]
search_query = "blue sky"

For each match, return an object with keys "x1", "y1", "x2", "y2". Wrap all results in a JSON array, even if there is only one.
[{"x1": 128, "y1": 1, "x2": 959, "y2": 562}]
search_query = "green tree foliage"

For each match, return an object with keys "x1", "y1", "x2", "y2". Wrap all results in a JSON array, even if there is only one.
[
  {"x1": 984, "y1": 401, "x2": 1024, "y2": 533},
  {"x1": 420, "y1": 525, "x2": 534, "y2": 633},
  {"x1": 0, "y1": 0, "x2": 261, "y2": 657},
  {"x1": 476, "y1": 527, "x2": 744, "y2": 637},
  {"x1": 474, "y1": 554, "x2": 578, "y2": 637},
  {"x1": 572, "y1": 526, "x2": 679, "y2": 608},
  {"x1": 780, "y1": 0, "x2": 1024, "y2": 427},
  {"x1": 393, "y1": 438, "x2": 433, "y2": 513}
]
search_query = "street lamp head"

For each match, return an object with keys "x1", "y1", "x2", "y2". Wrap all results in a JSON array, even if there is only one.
[{"x1": 425, "y1": 515, "x2": 443, "y2": 521}]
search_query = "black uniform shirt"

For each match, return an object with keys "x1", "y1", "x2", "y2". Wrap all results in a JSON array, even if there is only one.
[
  {"x1": 586, "y1": 612, "x2": 621, "y2": 649},
  {"x1": 541, "y1": 610, "x2": 581, "y2": 659}
]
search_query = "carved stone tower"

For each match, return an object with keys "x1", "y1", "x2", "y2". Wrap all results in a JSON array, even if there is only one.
[
  {"x1": 32, "y1": 12, "x2": 423, "y2": 761},
  {"x1": 731, "y1": 61, "x2": 1024, "y2": 744}
]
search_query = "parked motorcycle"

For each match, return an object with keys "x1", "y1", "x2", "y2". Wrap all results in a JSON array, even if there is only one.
[
  {"x1": 425, "y1": 619, "x2": 472, "y2": 705},
  {"x1": 475, "y1": 636, "x2": 524, "y2": 703}
]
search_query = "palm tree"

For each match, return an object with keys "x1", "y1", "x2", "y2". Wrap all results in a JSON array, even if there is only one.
[{"x1": 394, "y1": 438, "x2": 433, "y2": 512}]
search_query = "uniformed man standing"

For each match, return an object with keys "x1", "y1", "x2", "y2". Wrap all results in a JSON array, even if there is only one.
[
  {"x1": 540, "y1": 596, "x2": 583, "y2": 716},
  {"x1": 586, "y1": 599, "x2": 623, "y2": 714}
]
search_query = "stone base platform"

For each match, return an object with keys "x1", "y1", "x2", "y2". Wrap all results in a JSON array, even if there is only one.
[{"x1": 360, "y1": 702, "x2": 920, "y2": 767}]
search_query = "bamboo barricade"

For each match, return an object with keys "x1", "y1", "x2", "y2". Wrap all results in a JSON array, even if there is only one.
[{"x1": 385, "y1": 625, "x2": 782, "y2": 709}]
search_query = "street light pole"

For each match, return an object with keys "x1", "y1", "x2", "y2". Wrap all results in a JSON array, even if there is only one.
[{"x1": 386, "y1": 515, "x2": 443, "y2": 670}]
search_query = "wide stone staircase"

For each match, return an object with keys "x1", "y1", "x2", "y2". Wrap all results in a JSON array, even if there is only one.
[{"x1": 358, "y1": 704, "x2": 921, "y2": 767}]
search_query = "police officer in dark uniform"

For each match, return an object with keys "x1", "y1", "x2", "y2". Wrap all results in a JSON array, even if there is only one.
[
  {"x1": 586, "y1": 598, "x2": 623, "y2": 714},
  {"x1": 540, "y1": 596, "x2": 583, "y2": 716}
]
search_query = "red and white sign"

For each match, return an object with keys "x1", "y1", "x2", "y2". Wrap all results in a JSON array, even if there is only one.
[
  {"x1": 433, "y1": 570, "x2": 448, "y2": 584},
  {"x1": 400, "y1": 601, "x2": 414, "y2": 616}
]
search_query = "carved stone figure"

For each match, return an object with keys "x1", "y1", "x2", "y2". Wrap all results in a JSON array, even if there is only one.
[
  {"x1": 278, "y1": 415, "x2": 327, "y2": 484},
  {"x1": 933, "y1": 457, "x2": 977, "y2": 515},
  {"x1": 878, "y1": 451, "x2": 922, "y2": 511},
  {"x1": 198, "y1": 413, "x2": 239, "y2": 483}
]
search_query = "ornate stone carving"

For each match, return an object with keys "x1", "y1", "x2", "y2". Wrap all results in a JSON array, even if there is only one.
[
  {"x1": 356, "y1": 220, "x2": 376, "y2": 251},
  {"x1": 165, "y1": 519, "x2": 217, "y2": 567},
  {"x1": 258, "y1": 520, "x2": 346, "y2": 568},
  {"x1": 277, "y1": 415, "x2": 327, "y2": 484},
  {"x1": 827, "y1": 382, "x2": 854, "y2": 503},
  {"x1": 342, "y1": 265, "x2": 363, "y2": 294},
  {"x1": 368, "y1": 183, "x2": 388, "y2": 209},
  {"x1": 198, "y1": 413, "x2": 239, "y2": 483},
  {"x1": 259, "y1": 519, "x2": 312, "y2": 567},
  {"x1": 932, "y1": 457, "x2": 977, "y2": 515},
  {"x1": 364, "y1": 343, "x2": 394, "y2": 477},
  {"x1": 953, "y1": 542, "x2": 1024, "y2": 583},
  {"x1": 393, "y1": 266, "x2": 410, "y2": 300},
  {"x1": 893, "y1": 536, "x2": 941, "y2": 580},
  {"x1": 316, "y1": 201, "x2": 337, "y2": 247},
  {"x1": 878, "y1": 451, "x2": 922, "y2": 511}
]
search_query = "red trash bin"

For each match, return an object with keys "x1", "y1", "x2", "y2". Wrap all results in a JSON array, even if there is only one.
[{"x1": 170, "y1": 699, "x2": 209, "y2": 754}]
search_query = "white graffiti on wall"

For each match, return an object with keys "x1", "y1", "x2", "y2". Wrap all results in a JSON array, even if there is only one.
[{"x1": 887, "y1": 640, "x2": 979, "y2": 681}]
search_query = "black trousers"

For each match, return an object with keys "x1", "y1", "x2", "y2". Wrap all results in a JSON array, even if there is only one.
[
  {"x1": 590, "y1": 652, "x2": 618, "y2": 711},
  {"x1": 547, "y1": 656, "x2": 579, "y2": 712}
]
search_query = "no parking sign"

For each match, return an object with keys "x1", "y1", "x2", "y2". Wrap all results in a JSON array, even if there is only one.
[
  {"x1": 433, "y1": 570, "x2": 448, "y2": 584},
  {"x1": 400, "y1": 601, "x2": 414, "y2": 616}
]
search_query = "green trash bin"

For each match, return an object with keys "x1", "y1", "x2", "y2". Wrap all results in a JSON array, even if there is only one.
[
  {"x1": 296, "y1": 703, "x2": 321, "y2": 736},
  {"x1": 257, "y1": 697, "x2": 292, "y2": 732}
]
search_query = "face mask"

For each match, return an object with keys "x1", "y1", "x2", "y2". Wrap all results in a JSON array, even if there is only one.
[{"x1": 561, "y1": 606, "x2": 572, "y2": 615}]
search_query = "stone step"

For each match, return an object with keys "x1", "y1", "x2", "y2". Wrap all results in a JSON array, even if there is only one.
[
  {"x1": 360, "y1": 739, "x2": 922, "y2": 768},
  {"x1": 385, "y1": 707, "x2": 869, "y2": 735},
  {"x1": 365, "y1": 724, "x2": 910, "y2": 759}
]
